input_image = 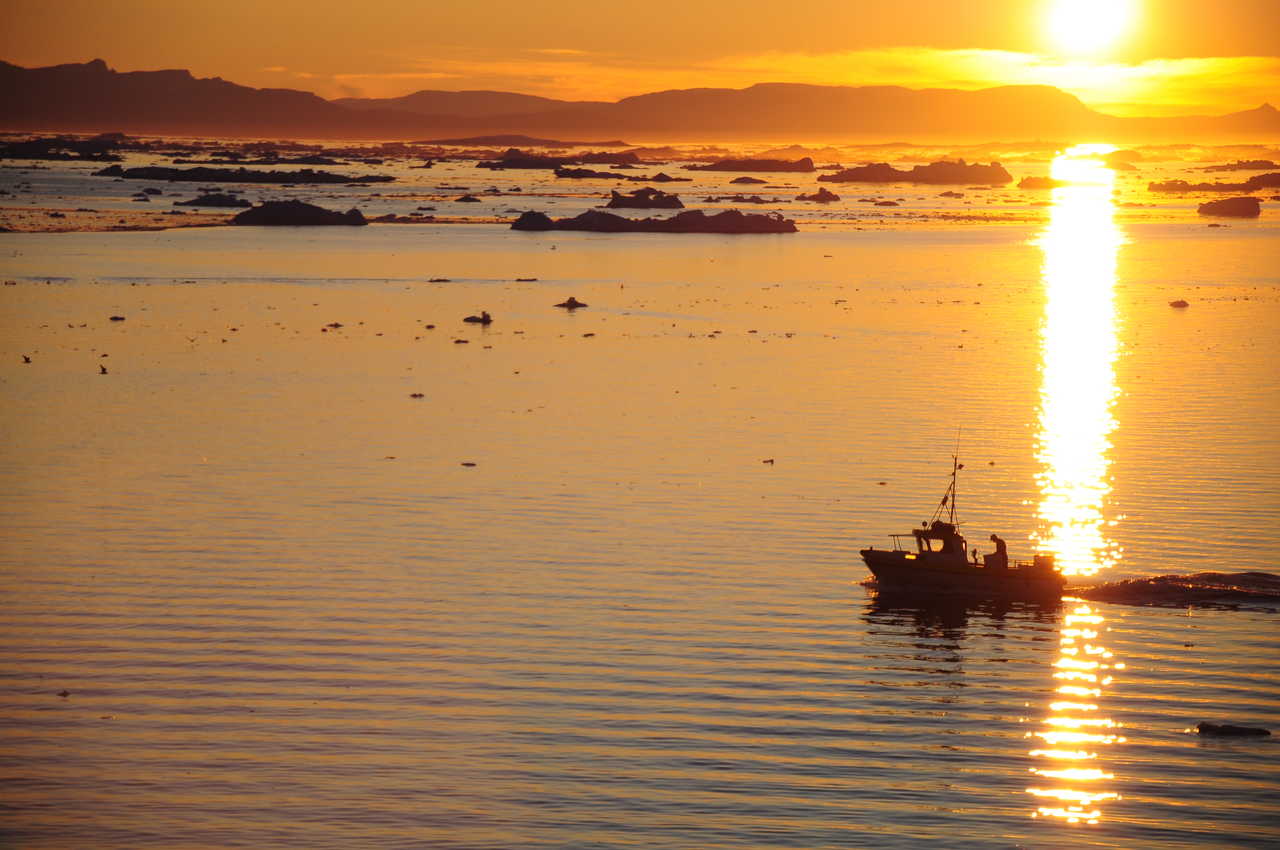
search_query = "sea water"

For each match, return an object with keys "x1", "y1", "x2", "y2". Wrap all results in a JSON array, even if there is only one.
[{"x1": 1, "y1": 152, "x2": 1278, "y2": 848}]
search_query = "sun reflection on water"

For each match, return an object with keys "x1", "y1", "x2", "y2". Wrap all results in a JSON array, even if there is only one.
[
  {"x1": 1029, "y1": 602, "x2": 1126, "y2": 824},
  {"x1": 1031, "y1": 143, "x2": 1123, "y2": 578},
  {"x1": 1028, "y1": 144, "x2": 1125, "y2": 826}
]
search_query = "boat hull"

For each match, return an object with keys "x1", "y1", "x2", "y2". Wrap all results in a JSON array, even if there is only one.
[{"x1": 860, "y1": 549, "x2": 1065, "y2": 599}]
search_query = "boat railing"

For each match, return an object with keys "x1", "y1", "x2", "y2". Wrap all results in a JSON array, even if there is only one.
[{"x1": 1013, "y1": 554, "x2": 1058, "y2": 572}]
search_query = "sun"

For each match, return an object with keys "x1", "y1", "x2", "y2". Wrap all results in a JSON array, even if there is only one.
[{"x1": 1047, "y1": 0, "x2": 1138, "y2": 55}]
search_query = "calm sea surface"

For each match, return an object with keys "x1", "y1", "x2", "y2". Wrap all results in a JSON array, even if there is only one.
[{"x1": 2, "y1": 150, "x2": 1279, "y2": 847}]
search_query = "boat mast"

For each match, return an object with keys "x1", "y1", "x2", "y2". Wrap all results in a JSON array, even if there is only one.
[
  {"x1": 949, "y1": 451, "x2": 957, "y2": 525},
  {"x1": 949, "y1": 428, "x2": 961, "y2": 525},
  {"x1": 929, "y1": 432, "x2": 962, "y2": 527}
]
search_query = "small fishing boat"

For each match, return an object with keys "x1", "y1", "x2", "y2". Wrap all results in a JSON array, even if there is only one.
[{"x1": 860, "y1": 456, "x2": 1066, "y2": 598}]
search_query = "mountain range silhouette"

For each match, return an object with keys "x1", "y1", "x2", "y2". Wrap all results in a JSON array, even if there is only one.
[{"x1": 2, "y1": 59, "x2": 1276, "y2": 142}]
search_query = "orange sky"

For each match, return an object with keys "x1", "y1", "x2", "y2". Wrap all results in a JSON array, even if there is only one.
[{"x1": 3, "y1": 0, "x2": 1277, "y2": 116}]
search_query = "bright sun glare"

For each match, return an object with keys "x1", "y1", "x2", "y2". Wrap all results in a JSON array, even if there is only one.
[{"x1": 1048, "y1": 0, "x2": 1138, "y2": 55}]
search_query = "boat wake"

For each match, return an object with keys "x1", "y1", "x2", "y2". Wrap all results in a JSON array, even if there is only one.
[{"x1": 1070, "y1": 572, "x2": 1280, "y2": 609}]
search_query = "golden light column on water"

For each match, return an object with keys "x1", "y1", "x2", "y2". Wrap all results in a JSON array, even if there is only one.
[
  {"x1": 1031, "y1": 144, "x2": 1123, "y2": 578},
  {"x1": 1027, "y1": 601, "x2": 1125, "y2": 823},
  {"x1": 1026, "y1": 145, "x2": 1126, "y2": 824}
]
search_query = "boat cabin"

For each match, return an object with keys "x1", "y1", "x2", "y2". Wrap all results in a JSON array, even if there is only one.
[
  {"x1": 889, "y1": 520, "x2": 967, "y2": 556},
  {"x1": 913, "y1": 520, "x2": 965, "y2": 554}
]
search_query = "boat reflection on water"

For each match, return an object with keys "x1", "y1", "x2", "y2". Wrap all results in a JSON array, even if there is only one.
[
  {"x1": 1026, "y1": 144, "x2": 1126, "y2": 826},
  {"x1": 865, "y1": 587, "x2": 1061, "y2": 639}
]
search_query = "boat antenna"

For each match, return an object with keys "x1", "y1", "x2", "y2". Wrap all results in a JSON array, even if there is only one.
[
  {"x1": 951, "y1": 428, "x2": 960, "y2": 525},
  {"x1": 930, "y1": 430, "x2": 963, "y2": 525}
]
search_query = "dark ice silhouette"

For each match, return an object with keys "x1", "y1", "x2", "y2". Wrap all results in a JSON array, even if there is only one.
[
  {"x1": 688, "y1": 157, "x2": 815, "y2": 173},
  {"x1": 1150, "y1": 173, "x2": 1280, "y2": 192},
  {"x1": 94, "y1": 165, "x2": 393, "y2": 184},
  {"x1": 479, "y1": 148, "x2": 572, "y2": 169},
  {"x1": 1197, "y1": 197, "x2": 1261, "y2": 217},
  {"x1": 232, "y1": 200, "x2": 367, "y2": 226},
  {"x1": 819, "y1": 160, "x2": 1012, "y2": 185},
  {"x1": 0, "y1": 134, "x2": 123, "y2": 161},
  {"x1": 1200, "y1": 159, "x2": 1278, "y2": 172},
  {"x1": 796, "y1": 187, "x2": 840, "y2": 203},
  {"x1": 1018, "y1": 176, "x2": 1068, "y2": 189},
  {"x1": 606, "y1": 188, "x2": 683, "y2": 209},
  {"x1": 511, "y1": 208, "x2": 796, "y2": 233},
  {"x1": 175, "y1": 193, "x2": 251, "y2": 208},
  {"x1": 555, "y1": 167, "x2": 622, "y2": 179},
  {"x1": 1197, "y1": 722, "x2": 1271, "y2": 737}
]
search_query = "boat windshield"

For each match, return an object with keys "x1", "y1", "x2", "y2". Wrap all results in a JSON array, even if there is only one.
[{"x1": 912, "y1": 525, "x2": 965, "y2": 554}]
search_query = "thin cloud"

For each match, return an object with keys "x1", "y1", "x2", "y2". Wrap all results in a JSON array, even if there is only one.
[
  {"x1": 530, "y1": 48, "x2": 593, "y2": 57},
  {"x1": 333, "y1": 71, "x2": 463, "y2": 81}
]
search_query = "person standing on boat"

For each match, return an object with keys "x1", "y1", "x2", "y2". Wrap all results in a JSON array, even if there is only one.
[{"x1": 988, "y1": 534, "x2": 1009, "y2": 570}]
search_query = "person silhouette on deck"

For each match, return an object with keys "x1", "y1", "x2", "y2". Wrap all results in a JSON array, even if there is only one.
[{"x1": 988, "y1": 534, "x2": 1009, "y2": 570}]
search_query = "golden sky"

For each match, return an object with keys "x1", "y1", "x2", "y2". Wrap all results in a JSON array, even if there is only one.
[{"x1": 3, "y1": 0, "x2": 1277, "y2": 116}]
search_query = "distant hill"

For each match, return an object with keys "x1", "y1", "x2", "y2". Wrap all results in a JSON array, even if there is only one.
[
  {"x1": 515, "y1": 83, "x2": 1105, "y2": 141},
  {"x1": 0, "y1": 59, "x2": 425, "y2": 137},
  {"x1": 1097, "y1": 102, "x2": 1280, "y2": 142},
  {"x1": 1, "y1": 59, "x2": 1276, "y2": 143},
  {"x1": 335, "y1": 90, "x2": 605, "y2": 117}
]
